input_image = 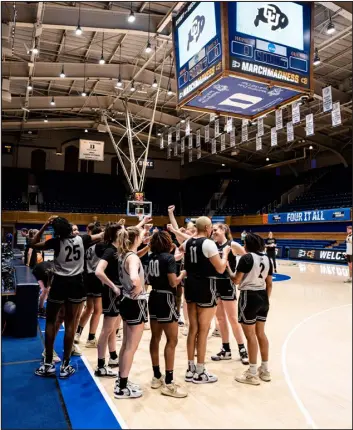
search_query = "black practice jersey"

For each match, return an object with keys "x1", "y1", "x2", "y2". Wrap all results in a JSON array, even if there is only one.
[
  {"x1": 184, "y1": 237, "x2": 217, "y2": 278},
  {"x1": 100, "y1": 244, "x2": 120, "y2": 285},
  {"x1": 148, "y1": 252, "x2": 177, "y2": 293},
  {"x1": 265, "y1": 238, "x2": 277, "y2": 255},
  {"x1": 211, "y1": 240, "x2": 237, "y2": 279}
]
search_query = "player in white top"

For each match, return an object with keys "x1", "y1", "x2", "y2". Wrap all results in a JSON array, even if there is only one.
[
  {"x1": 229, "y1": 233, "x2": 273, "y2": 386},
  {"x1": 345, "y1": 226, "x2": 352, "y2": 283}
]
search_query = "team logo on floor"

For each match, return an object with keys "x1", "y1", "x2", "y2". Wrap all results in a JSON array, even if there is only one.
[
  {"x1": 254, "y1": 4, "x2": 289, "y2": 31},
  {"x1": 187, "y1": 15, "x2": 205, "y2": 51},
  {"x1": 272, "y1": 273, "x2": 291, "y2": 282}
]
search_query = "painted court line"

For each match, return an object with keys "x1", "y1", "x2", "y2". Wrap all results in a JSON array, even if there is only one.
[
  {"x1": 2, "y1": 359, "x2": 41, "y2": 366},
  {"x1": 282, "y1": 303, "x2": 352, "y2": 430}
]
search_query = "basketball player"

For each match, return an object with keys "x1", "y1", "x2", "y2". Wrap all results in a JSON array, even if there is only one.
[
  {"x1": 265, "y1": 232, "x2": 277, "y2": 273},
  {"x1": 72, "y1": 224, "x2": 80, "y2": 236},
  {"x1": 75, "y1": 224, "x2": 104, "y2": 347},
  {"x1": 31, "y1": 216, "x2": 103, "y2": 378},
  {"x1": 32, "y1": 260, "x2": 53, "y2": 319},
  {"x1": 114, "y1": 227, "x2": 147, "y2": 399},
  {"x1": 230, "y1": 233, "x2": 273, "y2": 385},
  {"x1": 94, "y1": 222, "x2": 123, "y2": 377},
  {"x1": 210, "y1": 223, "x2": 249, "y2": 365},
  {"x1": 148, "y1": 231, "x2": 188, "y2": 398},
  {"x1": 345, "y1": 226, "x2": 352, "y2": 283},
  {"x1": 180, "y1": 216, "x2": 230, "y2": 384}
]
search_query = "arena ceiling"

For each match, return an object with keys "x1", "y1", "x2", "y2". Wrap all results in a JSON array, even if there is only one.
[{"x1": 1, "y1": 1, "x2": 352, "y2": 170}]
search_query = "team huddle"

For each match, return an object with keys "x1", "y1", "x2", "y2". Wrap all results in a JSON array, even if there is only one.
[{"x1": 30, "y1": 206, "x2": 273, "y2": 399}]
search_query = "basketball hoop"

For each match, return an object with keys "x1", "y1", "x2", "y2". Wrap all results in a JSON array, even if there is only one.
[{"x1": 127, "y1": 200, "x2": 152, "y2": 220}]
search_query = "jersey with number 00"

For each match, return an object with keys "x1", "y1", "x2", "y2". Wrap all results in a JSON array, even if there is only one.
[
  {"x1": 148, "y1": 252, "x2": 176, "y2": 293},
  {"x1": 53, "y1": 236, "x2": 85, "y2": 276},
  {"x1": 86, "y1": 244, "x2": 100, "y2": 274},
  {"x1": 239, "y1": 252, "x2": 271, "y2": 291},
  {"x1": 184, "y1": 237, "x2": 216, "y2": 278}
]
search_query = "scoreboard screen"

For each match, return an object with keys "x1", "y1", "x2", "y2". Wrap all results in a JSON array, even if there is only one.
[
  {"x1": 134, "y1": 192, "x2": 144, "y2": 202},
  {"x1": 173, "y1": 1, "x2": 223, "y2": 104},
  {"x1": 228, "y1": 1, "x2": 312, "y2": 91}
]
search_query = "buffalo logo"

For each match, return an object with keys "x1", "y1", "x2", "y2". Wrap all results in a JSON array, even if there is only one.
[
  {"x1": 254, "y1": 4, "x2": 289, "y2": 31},
  {"x1": 307, "y1": 250, "x2": 316, "y2": 259},
  {"x1": 187, "y1": 15, "x2": 205, "y2": 51}
]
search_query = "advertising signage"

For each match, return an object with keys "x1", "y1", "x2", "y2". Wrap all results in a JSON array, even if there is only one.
[
  {"x1": 289, "y1": 248, "x2": 347, "y2": 263},
  {"x1": 173, "y1": 2, "x2": 223, "y2": 103},
  {"x1": 227, "y1": 2, "x2": 312, "y2": 91},
  {"x1": 268, "y1": 208, "x2": 351, "y2": 224}
]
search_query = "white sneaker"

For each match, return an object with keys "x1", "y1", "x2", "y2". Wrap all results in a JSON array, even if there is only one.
[
  {"x1": 144, "y1": 322, "x2": 150, "y2": 330},
  {"x1": 258, "y1": 366, "x2": 271, "y2": 382},
  {"x1": 235, "y1": 370, "x2": 260, "y2": 386},
  {"x1": 211, "y1": 348, "x2": 232, "y2": 361},
  {"x1": 151, "y1": 375, "x2": 165, "y2": 389},
  {"x1": 212, "y1": 328, "x2": 221, "y2": 338},
  {"x1": 94, "y1": 365, "x2": 118, "y2": 378},
  {"x1": 108, "y1": 357, "x2": 119, "y2": 368},
  {"x1": 35, "y1": 363, "x2": 56, "y2": 377},
  {"x1": 161, "y1": 382, "x2": 188, "y2": 398},
  {"x1": 71, "y1": 344, "x2": 82, "y2": 356},
  {"x1": 185, "y1": 369, "x2": 195, "y2": 382},
  {"x1": 192, "y1": 370, "x2": 218, "y2": 384},
  {"x1": 114, "y1": 385, "x2": 143, "y2": 399},
  {"x1": 115, "y1": 377, "x2": 141, "y2": 391},
  {"x1": 182, "y1": 326, "x2": 189, "y2": 336},
  {"x1": 59, "y1": 363, "x2": 76, "y2": 379},
  {"x1": 85, "y1": 338, "x2": 98, "y2": 348},
  {"x1": 42, "y1": 349, "x2": 61, "y2": 363},
  {"x1": 74, "y1": 333, "x2": 81, "y2": 344}
]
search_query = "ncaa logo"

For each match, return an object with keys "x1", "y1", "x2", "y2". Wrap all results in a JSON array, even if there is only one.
[
  {"x1": 254, "y1": 4, "x2": 289, "y2": 31},
  {"x1": 232, "y1": 60, "x2": 241, "y2": 68},
  {"x1": 187, "y1": 15, "x2": 205, "y2": 51},
  {"x1": 268, "y1": 43, "x2": 276, "y2": 53}
]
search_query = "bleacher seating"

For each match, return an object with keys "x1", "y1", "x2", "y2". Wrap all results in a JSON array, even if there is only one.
[{"x1": 2, "y1": 168, "x2": 29, "y2": 211}]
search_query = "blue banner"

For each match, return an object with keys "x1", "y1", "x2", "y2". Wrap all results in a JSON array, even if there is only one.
[
  {"x1": 268, "y1": 208, "x2": 351, "y2": 224},
  {"x1": 211, "y1": 216, "x2": 226, "y2": 223},
  {"x1": 227, "y1": 1, "x2": 312, "y2": 91},
  {"x1": 186, "y1": 75, "x2": 301, "y2": 116},
  {"x1": 173, "y1": 1, "x2": 223, "y2": 103}
]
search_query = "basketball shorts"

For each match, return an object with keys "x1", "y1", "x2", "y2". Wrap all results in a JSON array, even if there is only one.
[
  {"x1": 85, "y1": 272, "x2": 103, "y2": 297},
  {"x1": 184, "y1": 276, "x2": 217, "y2": 308},
  {"x1": 48, "y1": 273, "x2": 86, "y2": 305},
  {"x1": 238, "y1": 290, "x2": 269, "y2": 325},
  {"x1": 148, "y1": 290, "x2": 179, "y2": 323},
  {"x1": 102, "y1": 285, "x2": 121, "y2": 317},
  {"x1": 120, "y1": 296, "x2": 148, "y2": 325},
  {"x1": 214, "y1": 278, "x2": 236, "y2": 301}
]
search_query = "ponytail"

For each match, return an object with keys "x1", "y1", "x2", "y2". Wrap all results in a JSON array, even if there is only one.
[
  {"x1": 215, "y1": 223, "x2": 232, "y2": 241},
  {"x1": 116, "y1": 226, "x2": 141, "y2": 255}
]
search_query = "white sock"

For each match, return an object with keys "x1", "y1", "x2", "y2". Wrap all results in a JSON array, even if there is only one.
[
  {"x1": 196, "y1": 363, "x2": 204, "y2": 375},
  {"x1": 188, "y1": 360, "x2": 195, "y2": 371},
  {"x1": 261, "y1": 361, "x2": 269, "y2": 371},
  {"x1": 249, "y1": 363, "x2": 257, "y2": 375}
]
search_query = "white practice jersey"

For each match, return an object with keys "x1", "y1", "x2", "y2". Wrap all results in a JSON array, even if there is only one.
[
  {"x1": 346, "y1": 234, "x2": 352, "y2": 255},
  {"x1": 86, "y1": 244, "x2": 100, "y2": 274},
  {"x1": 53, "y1": 236, "x2": 85, "y2": 276},
  {"x1": 238, "y1": 252, "x2": 272, "y2": 291},
  {"x1": 118, "y1": 251, "x2": 147, "y2": 300}
]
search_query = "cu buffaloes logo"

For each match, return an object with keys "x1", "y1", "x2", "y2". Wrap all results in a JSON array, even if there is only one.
[
  {"x1": 187, "y1": 15, "x2": 205, "y2": 51},
  {"x1": 254, "y1": 4, "x2": 289, "y2": 31}
]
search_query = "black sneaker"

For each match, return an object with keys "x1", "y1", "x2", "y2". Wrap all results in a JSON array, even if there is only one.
[
  {"x1": 239, "y1": 347, "x2": 249, "y2": 365},
  {"x1": 59, "y1": 363, "x2": 75, "y2": 379},
  {"x1": 211, "y1": 348, "x2": 232, "y2": 361},
  {"x1": 35, "y1": 363, "x2": 56, "y2": 377}
]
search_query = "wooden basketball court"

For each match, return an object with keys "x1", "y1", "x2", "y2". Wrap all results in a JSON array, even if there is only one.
[{"x1": 80, "y1": 260, "x2": 352, "y2": 429}]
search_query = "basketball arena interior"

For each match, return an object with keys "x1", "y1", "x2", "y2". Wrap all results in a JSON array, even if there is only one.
[{"x1": 1, "y1": 1, "x2": 352, "y2": 429}]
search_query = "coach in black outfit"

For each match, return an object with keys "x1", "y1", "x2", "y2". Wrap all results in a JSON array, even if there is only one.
[{"x1": 265, "y1": 232, "x2": 277, "y2": 273}]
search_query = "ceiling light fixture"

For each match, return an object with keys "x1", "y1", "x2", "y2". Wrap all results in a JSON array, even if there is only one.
[
  {"x1": 32, "y1": 45, "x2": 39, "y2": 55},
  {"x1": 60, "y1": 66, "x2": 66, "y2": 78},
  {"x1": 116, "y1": 76, "x2": 123, "y2": 87},
  {"x1": 76, "y1": 3, "x2": 82, "y2": 35},
  {"x1": 145, "y1": 3, "x2": 151, "y2": 53},
  {"x1": 130, "y1": 80, "x2": 135, "y2": 92},
  {"x1": 167, "y1": 85, "x2": 172, "y2": 95},
  {"x1": 84, "y1": 129, "x2": 88, "y2": 133},
  {"x1": 50, "y1": 96, "x2": 55, "y2": 106},
  {"x1": 75, "y1": 25, "x2": 82, "y2": 36},
  {"x1": 27, "y1": 81, "x2": 33, "y2": 91},
  {"x1": 44, "y1": 116, "x2": 48, "y2": 123},
  {"x1": 309, "y1": 145, "x2": 313, "y2": 150},
  {"x1": 180, "y1": 118, "x2": 185, "y2": 124},
  {"x1": 145, "y1": 41, "x2": 152, "y2": 54},
  {"x1": 128, "y1": 2, "x2": 135, "y2": 23},
  {"x1": 152, "y1": 77, "x2": 158, "y2": 88},
  {"x1": 326, "y1": 16, "x2": 336, "y2": 34},
  {"x1": 99, "y1": 33, "x2": 105, "y2": 64},
  {"x1": 81, "y1": 90, "x2": 87, "y2": 97},
  {"x1": 266, "y1": 157, "x2": 270, "y2": 161},
  {"x1": 313, "y1": 48, "x2": 321, "y2": 66}
]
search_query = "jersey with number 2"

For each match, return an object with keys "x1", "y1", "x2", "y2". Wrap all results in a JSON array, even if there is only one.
[{"x1": 238, "y1": 252, "x2": 271, "y2": 291}]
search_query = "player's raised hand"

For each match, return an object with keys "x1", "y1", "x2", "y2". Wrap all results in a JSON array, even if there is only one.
[{"x1": 168, "y1": 205, "x2": 175, "y2": 213}]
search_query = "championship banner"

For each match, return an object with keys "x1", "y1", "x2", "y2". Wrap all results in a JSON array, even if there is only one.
[
  {"x1": 160, "y1": 135, "x2": 164, "y2": 149},
  {"x1": 268, "y1": 207, "x2": 351, "y2": 224},
  {"x1": 289, "y1": 247, "x2": 346, "y2": 263},
  {"x1": 271, "y1": 127, "x2": 277, "y2": 146},
  {"x1": 215, "y1": 118, "x2": 220, "y2": 137},
  {"x1": 176, "y1": 123, "x2": 180, "y2": 142},
  {"x1": 196, "y1": 129, "x2": 201, "y2": 147},
  {"x1": 256, "y1": 134, "x2": 262, "y2": 151},
  {"x1": 322, "y1": 86, "x2": 333, "y2": 113},
  {"x1": 211, "y1": 138, "x2": 216, "y2": 154},
  {"x1": 168, "y1": 130, "x2": 172, "y2": 146},
  {"x1": 292, "y1": 102, "x2": 300, "y2": 124},
  {"x1": 257, "y1": 118, "x2": 264, "y2": 137},
  {"x1": 230, "y1": 128, "x2": 236, "y2": 147},
  {"x1": 189, "y1": 148, "x2": 193, "y2": 163},
  {"x1": 188, "y1": 134, "x2": 193, "y2": 150},
  {"x1": 181, "y1": 137, "x2": 185, "y2": 153},
  {"x1": 306, "y1": 113, "x2": 314, "y2": 136},
  {"x1": 220, "y1": 133, "x2": 226, "y2": 151},
  {"x1": 174, "y1": 142, "x2": 178, "y2": 156},
  {"x1": 185, "y1": 118, "x2": 191, "y2": 136},
  {"x1": 205, "y1": 124, "x2": 210, "y2": 143},
  {"x1": 287, "y1": 121, "x2": 294, "y2": 142},
  {"x1": 241, "y1": 125, "x2": 248, "y2": 142},
  {"x1": 79, "y1": 139, "x2": 105, "y2": 161},
  {"x1": 332, "y1": 102, "x2": 342, "y2": 127},
  {"x1": 226, "y1": 117, "x2": 233, "y2": 133},
  {"x1": 167, "y1": 147, "x2": 171, "y2": 159},
  {"x1": 197, "y1": 146, "x2": 201, "y2": 159},
  {"x1": 275, "y1": 109, "x2": 283, "y2": 131}
]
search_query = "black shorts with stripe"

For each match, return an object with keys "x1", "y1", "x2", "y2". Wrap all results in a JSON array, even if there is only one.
[
  {"x1": 48, "y1": 273, "x2": 86, "y2": 305},
  {"x1": 148, "y1": 290, "x2": 179, "y2": 323},
  {"x1": 85, "y1": 272, "x2": 103, "y2": 297},
  {"x1": 214, "y1": 278, "x2": 236, "y2": 301},
  {"x1": 238, "y1": 289, "x2": 269, "y2": 325},
  {"x1": 102, "y1": 285, "x2": 121, "y2": 317},
  {"x1": 120, "y1": 296, "x2": 148, "y2": 325},
  {"x1": 184, "y1": 276, "x2": 217, "y2": 308}
]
